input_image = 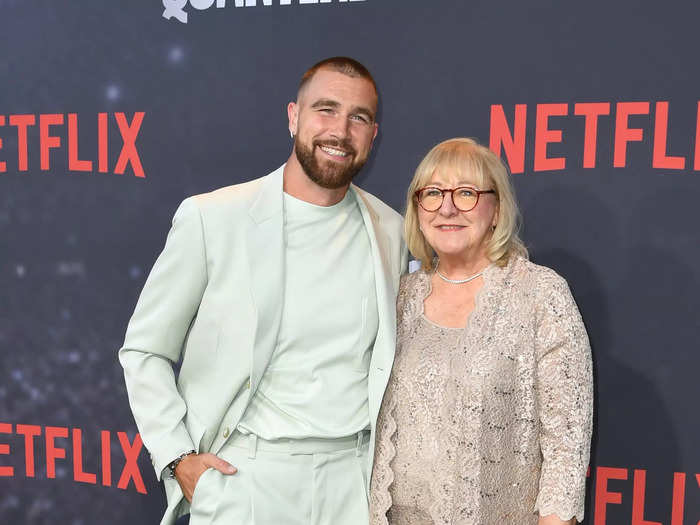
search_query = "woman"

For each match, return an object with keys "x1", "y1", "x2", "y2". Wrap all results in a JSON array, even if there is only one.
[{"x1": 370, "y1": 138, "x2": 593, "y2": 525}]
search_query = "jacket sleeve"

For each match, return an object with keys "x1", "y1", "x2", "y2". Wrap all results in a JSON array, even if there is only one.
[
  {"x1": 533, "y1": 273, "x2": 593, "y2": 522},
  {"x1": 118, "y1": 197, "x2": 208, "y2": 480}
]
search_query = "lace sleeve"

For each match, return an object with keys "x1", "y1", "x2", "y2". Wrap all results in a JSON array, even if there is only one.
[
  {"x1": 533, "y1": 273, "x2": 593, "y2": 523},
  {"x1": 395, "y1": 271, "x2": 427, "y2": 341}
]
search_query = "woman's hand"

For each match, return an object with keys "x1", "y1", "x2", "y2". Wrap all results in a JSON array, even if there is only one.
[{"x1": 538, "y1": 514, "x2": 575, "y2": 525}]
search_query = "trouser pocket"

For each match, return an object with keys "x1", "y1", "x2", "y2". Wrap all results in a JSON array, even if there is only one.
[{"x1": 190, "y1": 468, "x2": 224, "y2": 524}]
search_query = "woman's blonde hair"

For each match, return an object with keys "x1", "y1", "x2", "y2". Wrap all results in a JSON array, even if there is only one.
[{"x1": 405, "y1": 137, "x2": 528, "y2": 270}]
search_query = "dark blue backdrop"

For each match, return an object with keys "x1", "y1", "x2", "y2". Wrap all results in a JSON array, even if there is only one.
[{"x1": 1, "y1": 1, "x2": 699, "y2": 523}]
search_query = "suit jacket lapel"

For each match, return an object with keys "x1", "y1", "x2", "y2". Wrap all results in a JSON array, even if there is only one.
[
  {"x1": 246, "y1": 166, "x2": 285, "y2": 392},
  {"x1": 351, "y1": 186, "x2": 397, "y2": 427}
]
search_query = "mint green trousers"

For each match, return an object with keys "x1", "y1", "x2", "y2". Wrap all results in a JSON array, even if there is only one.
[{"x1": 189, "y1": 432, "x2": 370, "y2": 525}]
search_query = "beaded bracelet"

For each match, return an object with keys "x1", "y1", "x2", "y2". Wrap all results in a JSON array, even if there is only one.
[{"x1": 167, "y1": 450, "x2": 196, "y2": 479}]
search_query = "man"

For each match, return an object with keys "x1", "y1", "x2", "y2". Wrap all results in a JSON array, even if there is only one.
[{"x1": 119, "y1": 57, "x2": 407, "y2": 525}]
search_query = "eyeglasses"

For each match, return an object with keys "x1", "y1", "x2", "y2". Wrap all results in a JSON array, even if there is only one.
[{"x1": 414, "y1": 186, "x2": 496, "y2": 212}]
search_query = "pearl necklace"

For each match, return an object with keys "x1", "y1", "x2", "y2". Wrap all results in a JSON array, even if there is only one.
[{"x1": 435, "y1": 260, "x2": 485, "y2": 284}]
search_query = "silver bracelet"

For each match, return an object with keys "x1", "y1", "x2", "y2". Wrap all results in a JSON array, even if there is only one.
[{"x1": 167, "y1": 450, "x2": 196, "y2": 479}]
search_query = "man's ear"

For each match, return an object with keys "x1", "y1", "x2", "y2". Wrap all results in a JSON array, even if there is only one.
[{"x1": 287, "y1": 102, "x2": 299, "y2": 137}]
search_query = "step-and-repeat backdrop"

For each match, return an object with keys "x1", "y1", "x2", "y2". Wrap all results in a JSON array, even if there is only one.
[{"x1": 1, "y1": 1, "x2": 698, "y2": 523}]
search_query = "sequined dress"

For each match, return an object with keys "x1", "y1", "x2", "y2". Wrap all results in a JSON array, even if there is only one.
[{"x1": 369, "y1": 256, "x2": 593, "y2": 524}]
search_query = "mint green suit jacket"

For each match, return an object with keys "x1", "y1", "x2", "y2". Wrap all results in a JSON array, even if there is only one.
[{"x1": 118, "y1": 165, "x2": 407, "y2": 524}]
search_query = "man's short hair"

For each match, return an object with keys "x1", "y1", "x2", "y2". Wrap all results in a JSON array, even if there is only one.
[{"x1": 298, "y1": 57, "x2": 378, "y2": 98}]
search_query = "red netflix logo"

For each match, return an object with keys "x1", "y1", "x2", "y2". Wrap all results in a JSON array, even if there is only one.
[
  {"x1": 0, "y1": 422, "x2": 147, "y2": 494},
  {"x1": 0, "y1": 112, "x2": 145, "y2": 177},
  {"x1": 489, "y1": 102, "x2": 700, "y2": 173},
  {"x1": 590, "y1": 465, "x2": 700, "y2": 525}
]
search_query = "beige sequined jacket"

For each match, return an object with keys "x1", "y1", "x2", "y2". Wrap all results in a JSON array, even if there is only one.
[{"x1": 370, "y1": 256, "x2": 593, "y2": 524}]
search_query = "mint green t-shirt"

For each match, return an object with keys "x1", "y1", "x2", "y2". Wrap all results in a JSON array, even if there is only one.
[{"x1": 237, "y1": 189, "x2": 378, "y2": 439}]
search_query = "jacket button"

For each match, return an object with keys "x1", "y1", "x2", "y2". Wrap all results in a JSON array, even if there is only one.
[{"x1": 223, "y1": 427, "x2": 230, "y2": 438}]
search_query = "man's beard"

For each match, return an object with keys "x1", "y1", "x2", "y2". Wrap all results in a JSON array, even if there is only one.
[{"x1": 295, "y1": 137, "x2": 367, "y2": 189}]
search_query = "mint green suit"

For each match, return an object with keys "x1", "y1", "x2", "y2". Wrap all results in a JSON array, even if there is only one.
[{"x1": 118, "y1": 165, "x2": 407, "y2": 525}]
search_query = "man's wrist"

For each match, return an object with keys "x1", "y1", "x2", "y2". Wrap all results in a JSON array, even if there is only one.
[{"x1": 166, "y1": 450, "x2": 196, "y2": 479}]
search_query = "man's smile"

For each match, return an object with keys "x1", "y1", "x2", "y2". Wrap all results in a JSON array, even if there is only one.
[{"x1": 318, "y1": 145, "x2": 350, "y2": 158}]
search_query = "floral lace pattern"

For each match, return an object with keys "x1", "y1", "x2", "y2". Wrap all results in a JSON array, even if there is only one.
[{"x1": 369, "y1": 256, "x2": 593, "y2": 524}]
